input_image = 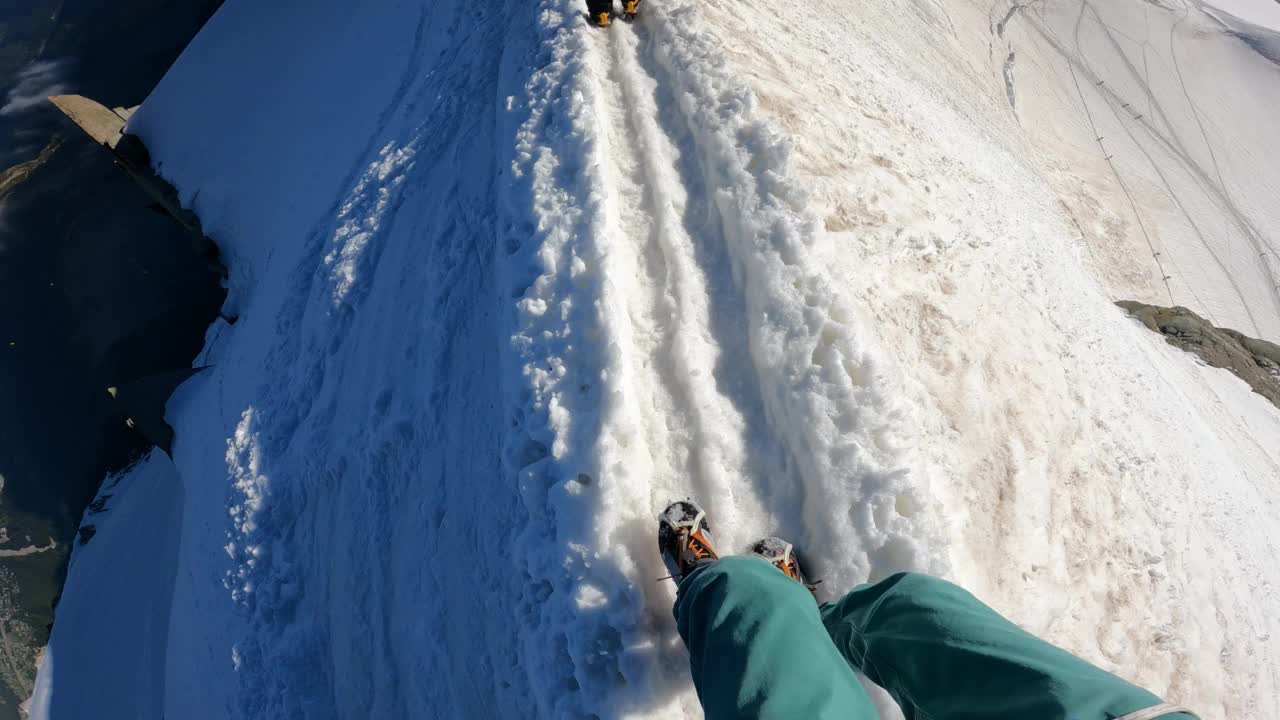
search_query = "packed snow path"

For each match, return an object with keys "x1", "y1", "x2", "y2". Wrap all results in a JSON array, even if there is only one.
[
  {"x1": 30, "y1": 0, "x2": 1280, "y2": 718},
  {"x1": 502, "y1": 7, "x2": 943, "y2": 714}
]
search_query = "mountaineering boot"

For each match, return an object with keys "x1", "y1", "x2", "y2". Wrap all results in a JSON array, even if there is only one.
[
  {"x1": 658, "y1": 500, "x2": 719, "y2": 581},
  {"x1": 585, "y1": 0, "x2": 612, "y2": 26},
  {"x1": 623, "y1": 0, "x2": 641, "y2": 20},
  {"x1": 751, "y1": 536, "x2": 820, "y2": 595}
]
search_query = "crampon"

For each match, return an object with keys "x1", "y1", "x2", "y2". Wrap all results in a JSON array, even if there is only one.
[{"x1": 658, "y1": 500, "x2": 719, "y2": 582}]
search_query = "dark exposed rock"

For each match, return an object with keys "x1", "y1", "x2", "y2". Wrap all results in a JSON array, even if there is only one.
[
  {"x1": 0, "y1": 137, "x2": 62, "y2": 198},
  {"x1": 1117, "y1": 301, "x2": 1280, "y2": 409}
]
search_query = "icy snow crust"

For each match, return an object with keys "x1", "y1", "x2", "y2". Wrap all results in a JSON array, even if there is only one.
[{"x1": 32, "y1": 0, "x2": 1280, "y2": 717}]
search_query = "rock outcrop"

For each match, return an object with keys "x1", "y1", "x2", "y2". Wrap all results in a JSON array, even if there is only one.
[
  {"x1": 1117, "y1": 301, "x2": 1280, "y2": 409},
  {"x1": 0, "y1": 137, "x2": 62, "y2": 198}
]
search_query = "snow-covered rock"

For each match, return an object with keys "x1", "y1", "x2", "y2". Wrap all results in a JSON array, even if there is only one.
[{"x1": 1117, "y1": 300, "x2": 1280, "y2": 408}]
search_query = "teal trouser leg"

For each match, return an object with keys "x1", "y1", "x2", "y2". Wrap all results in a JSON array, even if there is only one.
[
  {"x1": 820, "y1": 572, "x2": 1196, "y2": 720},
  {"x1": 674, "y1": 556, "x2": 878, "y2": 720}
]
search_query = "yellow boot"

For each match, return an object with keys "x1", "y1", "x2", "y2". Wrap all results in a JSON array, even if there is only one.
[
  {"x1": 595, "y1": 11, "x2": 611, "y2": 26},
  {"x1": 623, "y1": 0, "x2": 639, "y2": 18}
]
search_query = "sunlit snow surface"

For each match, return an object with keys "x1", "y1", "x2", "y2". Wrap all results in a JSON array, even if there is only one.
[{"x1": 31, "y1": 0, "x2": 1280, "y2": 718}]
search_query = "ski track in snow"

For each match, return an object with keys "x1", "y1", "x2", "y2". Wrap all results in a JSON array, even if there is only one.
[{"x1": 501, "y1": 0, "x2": 944, "y2": 714}]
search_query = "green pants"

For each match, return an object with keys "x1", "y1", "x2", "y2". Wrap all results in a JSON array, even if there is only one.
[{"x1": 674, "y1": 556, "x2": 1195, "y2": 720}]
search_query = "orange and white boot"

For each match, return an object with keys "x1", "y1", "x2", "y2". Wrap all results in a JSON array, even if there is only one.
[
  {"x1": 751, "y1": 536, "x2": 820, "y2": 595},
  {"x1": 658, "y1": 500, "x2": 719, "y2": 582}
]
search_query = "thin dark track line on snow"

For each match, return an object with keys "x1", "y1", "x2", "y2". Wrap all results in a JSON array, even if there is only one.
[
  {"x1": 1055, "y1": 0, "x2": 1180, "y2": 307},
  {"x1": 1079, "y1": 0, "x2": 1279, "y2": 329},
  {"x1": 1012, "y1": 0, "x2": 1280, "y2": 333},
  {"x1": 1165, "y1": 4, "x2": 1232, "y2": 211},
  {"x1": 1079, "y1": 0, "x2": 1280, "y2": 325},
  {"x1": 1015, "y1": 1, "x2": 1262, "y2": 328}
]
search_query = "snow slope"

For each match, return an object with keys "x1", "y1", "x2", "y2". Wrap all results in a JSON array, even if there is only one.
[
  {"x1": 33, "y1": 0, "x2": 1280, "y2": 718},
  {"x1": 688, "y1": 0, "x2": 1280, "y2": 715},
  {"x1": 983, "y1": 0, "x2": 1280, "y2": 339}
]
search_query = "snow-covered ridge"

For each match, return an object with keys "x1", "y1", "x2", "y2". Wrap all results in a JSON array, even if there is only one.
[{"x1": 30, "y1": 0, "x2": 1280, "y2": 717}]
